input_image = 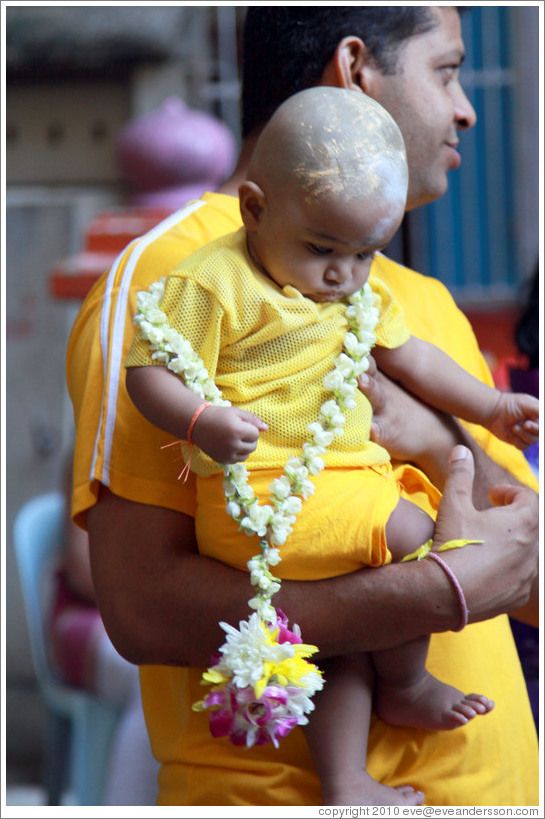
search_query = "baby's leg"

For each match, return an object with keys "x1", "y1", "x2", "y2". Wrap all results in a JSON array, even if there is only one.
[
  {"x1": 372, "y1": 498, "x2": 494, "y2": 730},
  {"x1": 305, "y1": 653, "x2": 425, "y2": 806}
]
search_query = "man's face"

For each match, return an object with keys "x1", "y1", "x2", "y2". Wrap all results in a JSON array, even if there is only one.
[{"x1": 368, "y1": 7, "x2": 477, "y2": 210}]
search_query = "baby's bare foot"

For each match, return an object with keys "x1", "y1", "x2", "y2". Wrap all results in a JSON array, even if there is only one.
[
  {"x1": 375, "y1": 671, "x2": 494, "y2": 731},
  {"x1": 322, "y1": 770, "x2": 424, "y2": 806}
]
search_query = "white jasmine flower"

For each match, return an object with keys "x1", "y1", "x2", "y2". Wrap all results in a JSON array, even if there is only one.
[
  {"x1": 151, "y1": 350, "x2": 170, "y2": 365},
  {"x1": 242, "y1": 503, "x2": 274, "y2": 536},
  {"x1": 323, "y1": 370, "x2": 345, "y2": 391},
  {"x1": 140, "y1": 322, "x2": 165, "y2": 345},
  {"x1": 276, "y1": 496, "x2": 302, "y2": 517},
  {"x1": 298, "y1": 478, "x2": 315, "y2": 500},
  {"x1": 334, "y1": 352, "x2": 358, "y2": 379},
  {"x1": 269, "y1": 515, "x2": 293, "y2": 545},
  {"x1": 318, "y1": 403, "x2": 345, "y2": 431},
  {"x1": 306, "y1": 423, "x2": 334, "y2": 448},
  {"x1": 343, "y1": 331, "x2": 369, "y2": 359},
  {"x1": 248, "y1": 596, "x2": 277, "y2": 622},
  {"x1": 319, "y1": 399, "x2": 340, "y2": 419},
  {"x1": 263, "y1": 547, "x2": 281, "y2": 566},
  {"x1": 302, "y1": 441, "x2": 327, "y2": 460},
  {"x1": 284, "y1": 456, "x2": 305, "y2": 473},
  {"x1": 226, "y1": 501, "x2": 241, "y2": 519},
  {"x1": 284, "y1": 461, "x2": 309, "y2": 483},
  {"x1": 269, "y1": 475, "x2": 293, "y2": 501},
  {"x1": 306, "y1": 456, "x2": 325, "y2": 475}
]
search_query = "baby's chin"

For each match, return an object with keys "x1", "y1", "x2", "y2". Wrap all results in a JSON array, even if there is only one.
[{"x1": 308, "y1": 291, "x2": 351, "y2": 303}]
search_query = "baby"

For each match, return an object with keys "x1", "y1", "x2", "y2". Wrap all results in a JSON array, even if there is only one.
[{"x1": 125, "y1": 87, "x2": 538, "y2": 806}]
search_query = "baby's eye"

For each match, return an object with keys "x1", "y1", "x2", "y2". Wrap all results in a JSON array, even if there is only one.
[
  {"x1": 308, "y1": 243, "x2": 331, "y2": 256},
  {"x1": 357, "y1": 251, "x2": 374, "y2": 261}
]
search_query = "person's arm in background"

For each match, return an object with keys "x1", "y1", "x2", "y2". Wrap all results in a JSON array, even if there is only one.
[{"x1": 88, "y1": 446, "x2": 538, "y2": 667}]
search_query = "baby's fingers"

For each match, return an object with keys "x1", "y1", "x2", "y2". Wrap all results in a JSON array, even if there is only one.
[
  {"x1": 238, "y1": 408, "x2": 269, "y2": 432},
  {"x1": 512, "y1": 419, "x2": 539, "y2": 449}
]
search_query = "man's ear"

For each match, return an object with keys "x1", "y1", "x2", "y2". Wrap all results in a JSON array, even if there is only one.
[
  {"x1": 320, "y1": 36, "x2": 378, "y2": 94},
  {"x1": 239, "y1": 181, "x2": 267, "y2": 230}
]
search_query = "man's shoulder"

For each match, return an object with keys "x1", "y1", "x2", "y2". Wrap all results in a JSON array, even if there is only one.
[
  {"x1": 372, "y1": 252, "x2": 452, "y2": 301},
  {"x1": 87, "y1": 193, "x2": 242, "y2": 298},
  {"x1": 371, "y1": 253, "x2": 470, "y2": 345},
  {"x1": 132, "y1": 193, "x2": 242, "y2": 283}
]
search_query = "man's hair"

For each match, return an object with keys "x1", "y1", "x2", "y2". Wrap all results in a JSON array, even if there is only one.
[{"x1": 241, "y1": 6, "x2": 436, "y2": 137}]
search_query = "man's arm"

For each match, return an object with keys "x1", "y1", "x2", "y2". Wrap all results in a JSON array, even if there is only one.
[{"x1": 88, "y1": 447, "x2": 538, "y2": 667}]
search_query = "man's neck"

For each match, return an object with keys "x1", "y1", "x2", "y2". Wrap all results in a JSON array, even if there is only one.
[{"x1": 218, "y1": 131, "x2": 261, "y2": 197}]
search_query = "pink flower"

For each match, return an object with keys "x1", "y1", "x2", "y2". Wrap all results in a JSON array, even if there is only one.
[
  {"x1": 275, "y1": 609, "x2": 303, "y2": 645},
  {"x1": 204, "y1": 681, "x2": 301, "y2": 748}
]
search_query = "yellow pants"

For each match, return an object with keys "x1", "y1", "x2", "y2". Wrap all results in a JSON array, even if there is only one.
[{"x1": 196, "y1": 462, "x2": 441, "y2": 580}]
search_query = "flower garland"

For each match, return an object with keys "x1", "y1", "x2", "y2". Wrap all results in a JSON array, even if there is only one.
[{"x1": 134, "y1": 277, "x2": 380, "y2": 747}]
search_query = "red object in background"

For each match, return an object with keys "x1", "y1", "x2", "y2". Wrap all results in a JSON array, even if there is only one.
[
  {"x1": 49, "y1": 208, "x2": 172, "y2": 300},
  {"x1": 462, "y1": 307, "x2": 521, "y2": 390},
  {"x1": 50, "y1": 97, "x2": 238, "y2": 301}
]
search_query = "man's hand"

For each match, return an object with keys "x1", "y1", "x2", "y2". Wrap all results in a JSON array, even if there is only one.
[
  {"x1": 431, "y1": 446, "x2": 538, "y2": 624},
  {"x1": 192, "y1": 405, "x2": 268, "y2": 464},
  {"x1": 358, "y1": 356, "x2": 464, "y2": 491}
]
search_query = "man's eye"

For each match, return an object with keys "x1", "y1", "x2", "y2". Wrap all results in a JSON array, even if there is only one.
[
  {"x1": 439, "y1": 65, "x2": 458, "y2": 84},
  {"x1": 308, "y1": 244, "x2": 331, "y2": 255}
]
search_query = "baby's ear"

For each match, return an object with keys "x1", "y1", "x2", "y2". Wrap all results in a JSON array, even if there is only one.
[{"x1": 239, "y1": 181, "x2": 266, "y2": 230}]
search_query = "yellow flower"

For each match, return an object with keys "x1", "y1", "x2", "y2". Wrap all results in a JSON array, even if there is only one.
[
  {"x1": 254, "y1": 637, "x2": 321, "y2": 699},
  {"x1": 202, "y1": 668, "x2": 230, "y2": 686}
]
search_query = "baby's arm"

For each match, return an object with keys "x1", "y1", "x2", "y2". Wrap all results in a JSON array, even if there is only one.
[
  {"x1": 373, "y1": 337, "x2": 539, "y2": 450},
  {"x1": 126, "y1": 365, "x2": 268, "y2": 464}
]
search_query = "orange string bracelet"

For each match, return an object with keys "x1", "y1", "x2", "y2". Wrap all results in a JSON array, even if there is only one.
[
  {"x1": 161, "y1": 402, "x2": 213, "y2": 482},
  {"x1": 177, "y1": 401, "x2": 213, "y2": 482}
]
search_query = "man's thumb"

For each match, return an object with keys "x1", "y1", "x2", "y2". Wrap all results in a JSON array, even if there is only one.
[{"x1": 443, "y1": 445, "x2": 475, "y2": 499}]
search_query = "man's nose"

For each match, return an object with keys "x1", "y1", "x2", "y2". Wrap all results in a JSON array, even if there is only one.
[{"x1": 455, "y1": 84, "x2": 477, "y2": 131}]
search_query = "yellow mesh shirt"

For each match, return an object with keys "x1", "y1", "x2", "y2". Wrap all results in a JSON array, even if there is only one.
[{"x1": 126, "y1": 227, "x2": 409, "y2": 476}]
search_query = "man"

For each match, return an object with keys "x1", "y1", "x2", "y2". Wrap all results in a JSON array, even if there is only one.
[{"x1": 67, "y1": 7, "x2": 538, "y2": 806}]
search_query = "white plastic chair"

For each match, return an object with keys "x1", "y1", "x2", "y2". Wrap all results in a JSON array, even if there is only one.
[{"x1": 13, "y1": 491, "x2": 121, "y2": 805}]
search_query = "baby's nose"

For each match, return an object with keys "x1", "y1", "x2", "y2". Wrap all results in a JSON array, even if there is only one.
[{"x1": 324, "y1": 262, "x2": 350, "y2": 284}]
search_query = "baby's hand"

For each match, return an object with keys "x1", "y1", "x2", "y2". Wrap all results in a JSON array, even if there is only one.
[
  {"x1": 191, "y1": 405, "x2": 268, "y2": 464},
  {"x1": 488, "y1": 392, "x2": 539, "y2": 450}
]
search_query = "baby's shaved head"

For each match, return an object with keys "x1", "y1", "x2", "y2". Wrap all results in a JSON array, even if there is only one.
[{"x1": 247, "y1": 87, "x2": 408, "y2": 210}]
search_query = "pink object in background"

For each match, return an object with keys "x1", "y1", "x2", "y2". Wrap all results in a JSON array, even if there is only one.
[{"x1": 116, "y1": 96, "x2": 236, "y2": 208}]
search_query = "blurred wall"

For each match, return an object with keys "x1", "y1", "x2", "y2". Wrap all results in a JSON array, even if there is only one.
[{"x1": 5, "y1": 3, "x2": 242, "y2": 775}]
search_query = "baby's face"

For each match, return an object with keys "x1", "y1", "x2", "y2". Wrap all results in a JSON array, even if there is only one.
[{"x1": 249, "y1": 187, "x2": 404, "y2": 303}]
